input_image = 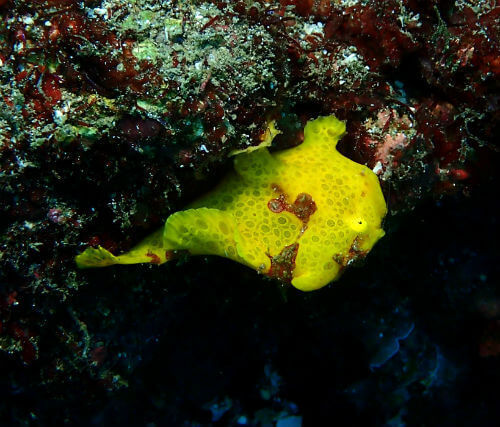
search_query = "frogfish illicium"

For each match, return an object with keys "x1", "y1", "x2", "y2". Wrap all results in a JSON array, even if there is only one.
[{"x1": 76, "y1": 115, "x2": 387, "y2": 291}]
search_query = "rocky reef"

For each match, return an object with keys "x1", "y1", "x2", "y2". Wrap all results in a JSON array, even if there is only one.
[{"x1": 1, "y1": 0, "x2": 499, "y2": 424}]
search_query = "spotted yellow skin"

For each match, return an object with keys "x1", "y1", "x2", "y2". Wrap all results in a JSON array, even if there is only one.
[{"x1": 76, "y1": 116, "x2": 387, "y2": 291}]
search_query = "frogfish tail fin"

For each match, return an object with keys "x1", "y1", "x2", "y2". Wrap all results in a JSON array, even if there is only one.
[
  {"x1": 76, "y1": 246, "x2": 119, "y2": 268},
  {"x1": 76, "y1": 228, "x2": 171, "y2": 268}
]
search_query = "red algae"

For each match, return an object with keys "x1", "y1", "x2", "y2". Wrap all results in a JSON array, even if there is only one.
[
  {"x1": 146, "y1": 250, "x2": 161, "y2": 265},
  {"x1": 268, "y1": 189, "x2": 317, "y2": 224},
  {"x1": 267, "y1": 242, "x2": 299, "y2": 282}
]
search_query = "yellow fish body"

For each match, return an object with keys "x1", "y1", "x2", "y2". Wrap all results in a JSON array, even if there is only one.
[{"x1": 76, "y1": 115, "x2": 387, "y2": 291}]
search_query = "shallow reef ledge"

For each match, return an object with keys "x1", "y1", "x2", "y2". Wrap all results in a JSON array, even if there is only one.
[{"x1": 0, "y1": 0, "x2": 499, "y2": 424}]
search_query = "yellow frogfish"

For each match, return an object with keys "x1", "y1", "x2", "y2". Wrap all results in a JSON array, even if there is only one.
[{"x1": 76, "y1": 115, "x2": 387, "y2": 291}]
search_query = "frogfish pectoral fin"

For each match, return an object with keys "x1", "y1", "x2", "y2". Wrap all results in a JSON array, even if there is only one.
[
  {"x1": 233, "y1": 225, "x2": 271, "y2": 272},
  {"x1": 164, "y1": 207, "x2": 243, "y2": 263},
  {"x1": 291, "y1": 270, "x2": 337, "y2": 292},
  {"x1": 165, "y1": 208, "x2": 271, "y2": 272},
  {"x1": 291, "y1": 245, "x2": 342, "y2": 291}
]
